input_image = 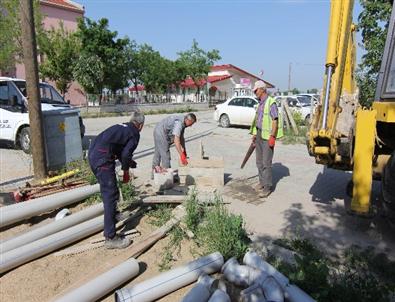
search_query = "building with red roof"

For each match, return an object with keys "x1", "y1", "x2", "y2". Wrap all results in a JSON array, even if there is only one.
[
  {"x1": 129, "y1": 64, "x2": 275, "y2": 103},
  {"x1": 180, "y1": 64, "x2": 275, "y2": 102}
]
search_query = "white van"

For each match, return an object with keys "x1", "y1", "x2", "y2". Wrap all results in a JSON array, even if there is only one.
[{"x1": 0, "y1": 77, "x2": 85, "y2": 153}]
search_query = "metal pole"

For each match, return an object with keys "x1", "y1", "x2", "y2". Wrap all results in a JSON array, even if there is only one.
[
  {"x1": 288, "y1": 62, "x2": 292, "y2": 93},
  {"x1": 321, "y1": 65, "x2": 334, "y2": 130},
  {"x1": 20, "y1": 0, "x2": 47, "y2": 179}
]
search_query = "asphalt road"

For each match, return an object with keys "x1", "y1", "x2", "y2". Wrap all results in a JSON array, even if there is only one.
[{"x1": 1, "y1": 110, "x2": 394, "y2": 257}]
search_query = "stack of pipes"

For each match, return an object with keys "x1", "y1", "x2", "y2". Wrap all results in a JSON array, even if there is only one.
[{"x1": 0, "y1": 184, "x2": 102, "y2": 274}]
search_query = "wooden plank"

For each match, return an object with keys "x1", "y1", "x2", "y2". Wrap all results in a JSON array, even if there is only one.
[{"x1": 283, "y1": 100, "x2": 299, "y2": 135}]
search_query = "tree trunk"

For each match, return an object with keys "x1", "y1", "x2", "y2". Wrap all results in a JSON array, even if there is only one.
[{"x1": 20, "y1": 0, "x2": 47, "y2": 180}]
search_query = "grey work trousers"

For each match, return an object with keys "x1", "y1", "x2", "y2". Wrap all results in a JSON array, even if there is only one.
[
  {"x1": 255, "y1": 129, "x2": 274, "y2": 188},
  {"x1": 152, "y1": 128, "x2": 171, "y2": 168}
]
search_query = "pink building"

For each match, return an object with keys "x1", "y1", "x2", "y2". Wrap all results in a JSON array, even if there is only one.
[{"x1": 1, "y1": 0, "x2": 86, "y2": 105}]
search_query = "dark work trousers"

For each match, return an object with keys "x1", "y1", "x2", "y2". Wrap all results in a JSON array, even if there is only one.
[
  {"x1": 92, "y1": 162, "x2": 119, "y2": 239},
  {"x1": 255, "y1": 129, "x2": 274, "y2": 189},
  {"x1": 152, "y1": 128, "x2": 171, "y2": 168}
]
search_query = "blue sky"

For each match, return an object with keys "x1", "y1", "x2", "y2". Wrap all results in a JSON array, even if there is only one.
[{"x1": 78, "y1": 0, "x2": 363, "y2": 92}]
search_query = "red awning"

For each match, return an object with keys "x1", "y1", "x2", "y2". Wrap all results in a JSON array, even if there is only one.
[
  {"x1": 129, "y1": 85, "x2": 145, "y2": 92},
  {"x1": 180, "y1": 75, "x2": 232, "y2": 88}
]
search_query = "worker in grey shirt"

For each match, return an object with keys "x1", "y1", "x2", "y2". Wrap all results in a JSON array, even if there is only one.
[{"x1": 152, "y1": 113, "x2": 197, "y2": 173}]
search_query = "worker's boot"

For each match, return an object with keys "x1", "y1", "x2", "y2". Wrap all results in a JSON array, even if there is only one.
[
  {"x1": 254, "y1": 183, "x2": 263, "y2": 192},
  {"x1": 258, "y1": 188, "x2": 272, "y2": 198},
  {"x1": 105, "y1": 235, "x2": 131, "y2": 249}
]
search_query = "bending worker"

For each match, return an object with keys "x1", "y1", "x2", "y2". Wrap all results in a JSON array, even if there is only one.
[
  {"x1": 88, "y1": 111, "x2": 145, "y2": 249},
  {"x1": 250, "y1": 80, "x2": 283, "y2": 198},
  {"x1": 152, "y1": 113, "x2": 197, "y2": 174}
]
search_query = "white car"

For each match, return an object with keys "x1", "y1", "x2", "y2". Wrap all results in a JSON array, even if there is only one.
[
  {"x1": 0, "y1": 77, "x2": 85, "y2": 153},
  {"x1": 214, "y1": 96, "x2": 258, "y2": 127},
  {"x1": 274, "y1": 95, "x2": 313, "y2": 124}
]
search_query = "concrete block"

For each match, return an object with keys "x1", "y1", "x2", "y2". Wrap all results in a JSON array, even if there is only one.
[
  {"x1": 153, "y1": 169, "x2": 174, "y2": 191},
  {"x1": 179, "y1": 157, "x2": 224, "y2": 188}
]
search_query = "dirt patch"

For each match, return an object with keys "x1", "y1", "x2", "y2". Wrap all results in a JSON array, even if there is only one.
[
  {"x1": 224, "y1": 177, "x2": 260, "y2": 202},
  {"x1": 0, "y1": 179, "x2": 203, "y2": 302},
  {"x1": 1, "y1": 211, "x2": 202, "y2": 302}
]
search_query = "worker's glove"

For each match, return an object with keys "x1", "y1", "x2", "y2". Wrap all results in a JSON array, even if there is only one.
[
  {"x1": 268, "y1": 135, "x2": 276, "y2": 148},
  {"x1": 122, "y1": 170, "x2": 130, "y2": 183},
  {"x1": 252, "y1": 135, "x2": 256, "y2": 146},
  {"x1": 180, "y1": 152, "x2": 188, "y2": 166},
  {"x1": 130, "y1": 159, "x2": 137, "y2": 169}
]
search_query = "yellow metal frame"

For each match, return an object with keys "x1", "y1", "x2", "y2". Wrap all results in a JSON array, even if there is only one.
[
  {"x1": 350, "y1": 109, "x2": 376, "y2": 214},
  {"x1": 308, "y1": 0, "x2": 356, "y2": 167},
  {"x1": 373, "y1": 102, "x2": 395, "y2": 122}
]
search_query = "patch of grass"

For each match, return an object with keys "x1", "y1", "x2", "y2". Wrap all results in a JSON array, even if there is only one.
[
  {"x1": 269, "y1": 237, "x2": 395, "y2": 302},
  {"x1": 117, "y1": 181, "x2": 137, "y2": 211},
  {"x1": 156, "y1": 191, "x2": 250, "y2": 270},
  {"x1": 158, "y1": 225, "x2": 186, "y2": 271},
  {"x1": 83, "y1": 192, "x2": 102, "y2": 205},
  {"x1": 184, "y1": 189, "x2": 205, "y2": 233},
  {"x1": 281, "y1": 126, "x2": 308, "y2": 145},
  {"x1": 81, "y1": 106, "x2": 196, "y2": 119},
  {"x1": 195, "y1": 196, "x2": 249, "y2": 261},
  {"x1": 146, "y1": 204, "x2": 174, "y2": 227},
  {"x1": 66, "y1": 159, "x2": 97, "y2": 185},
  {"x1": 80, "y1": 112, "x2": 128, "y2": 119}
]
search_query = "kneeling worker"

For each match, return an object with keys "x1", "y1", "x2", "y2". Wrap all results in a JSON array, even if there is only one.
[
  {"x1": 88, "y1": 111, "x2": 145, "y2": 249},
  {"x1": 152, "y1": 113, "x2": 197, "y2": 174}
]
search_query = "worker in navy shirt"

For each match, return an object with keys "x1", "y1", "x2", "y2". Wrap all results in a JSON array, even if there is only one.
[{"x1": 88, "y1": 111, "x2": 145, "y2": 249}]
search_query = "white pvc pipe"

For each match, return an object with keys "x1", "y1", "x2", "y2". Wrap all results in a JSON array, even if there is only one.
[
  {"x1": 0, "y1": 184, "x2": 100, "y2": 228},
  {"x1": 243, "y1": 251, "x2": 315, "y2": 302},
  {"x1": 208, "y1": 289, "x2": 230, "y2": 302},
  {"x1": 181, "y1": 273, "x2": 216, "y2": 302},
  {"x1": 261, "y1": 277, "x2": 284, "y2": 302},
  {"x1": 240, "y1": 283, "x2": 266, "y2": 302},
  {"x1": 221, "y1": 257, "x2": 267, "y2": 287},
  {"x1": 0, "y1": 203, "x2": 103, "y2": 253},
  {"x1": 243, "y1": 251, "x2": 289, "y2": 288},
  {"x1": 54, "y1": 258, "x2": 140, "y2": 302},
  {"x1": 115, "y1": 252, "x2": 224, "y2": 302},
  {"x1": 0, "y1": 214, "x2": 104, "y2": 274},
  {"x1": 223, "y1": 257, "x2": 284, "y2": 302}
]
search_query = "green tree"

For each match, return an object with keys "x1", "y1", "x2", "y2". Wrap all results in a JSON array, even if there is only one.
[
  {"x1": 39, "y1": 23, "x2": 80, "y2": 96},
  {"x1": 0, "y1": 0, "x2": 43, "y2": 71},
  {"x1": 75, "y1": 17, "x2": 129, "y2": 103},
  {"x1": 105, "y1": 37, "x2": 129, "y2": 95},
  {"x1": 73, "y1": 53, "x2": 104, "y2": 97},
  {"x1": 356, "y1": 0, "x2": 392, "y2": 107},
  {"x1": 137, "y1": 44, "x2": 165, "y2": 94},
  {"x1": 124, "y1": 40, "x2": 142, "y2": 95},
  {"x1": 291, "y1": 88, "x2": 300, "y2": 95},
  {"x1": 307, "y1": 88, "x2": 318, "y2": 94},
  {"x1": 176, "y1": 39, "x2": 221, "y2": 96}
]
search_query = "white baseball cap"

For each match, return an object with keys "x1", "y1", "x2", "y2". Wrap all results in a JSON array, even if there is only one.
[{"x1": 253, "y1": 80, "x2": 267, "y2": 92}]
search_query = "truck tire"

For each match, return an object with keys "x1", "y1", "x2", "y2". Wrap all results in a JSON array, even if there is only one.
[
  {"x1": 382, "y1": 151, "x2": 395, "y2": 222},
  {"x1": 19, "y1": 127, "x2": 31, "y2": 154}
]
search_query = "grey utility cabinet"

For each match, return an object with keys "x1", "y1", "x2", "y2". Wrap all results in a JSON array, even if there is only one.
[{"x1": 43, "y1": 109, "x2": 83, "y2": 170}]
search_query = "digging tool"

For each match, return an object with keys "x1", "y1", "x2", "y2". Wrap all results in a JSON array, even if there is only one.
[{"x1": 241, "y1": 142, "x2": 256, "y2": 169}]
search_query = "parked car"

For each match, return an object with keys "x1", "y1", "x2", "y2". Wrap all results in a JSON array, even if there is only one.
[
  {"x1": 214, "y1": 96, "x2": 258, "y2": 127},
  {"x1": 274, "y1": 95, "x2": 312, "y2": 124},
  {"x1": 297, "y1": 93, "x2": 320, "y2": 106},
  {"x1": 0, "y1": 77, "x2": 85, "y2": 153}
]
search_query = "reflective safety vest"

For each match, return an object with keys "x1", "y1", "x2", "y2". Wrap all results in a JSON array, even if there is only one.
[{"x1": 250, "y1": 96, "x2": 284, "y2": 139}]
